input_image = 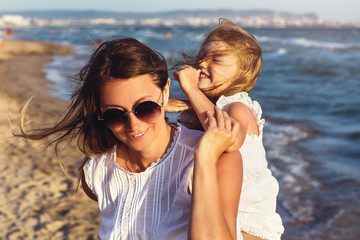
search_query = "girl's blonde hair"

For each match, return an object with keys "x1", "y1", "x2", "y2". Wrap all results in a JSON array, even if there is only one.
[{"x1": 185, "y1": 19, "x2": 262, "y2": 97}]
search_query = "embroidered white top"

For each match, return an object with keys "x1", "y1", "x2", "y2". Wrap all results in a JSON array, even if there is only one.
[
  {"x1": 217, "y1": 92, "x2": 284, "y2": 240},
  {"x1": 83, "y1": 124, "x2": 203, "y2": 239}
]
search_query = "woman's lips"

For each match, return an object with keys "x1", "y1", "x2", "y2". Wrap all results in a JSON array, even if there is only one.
[{"x1": 130, "y1": 128, "x2": 149, "y2": 140}]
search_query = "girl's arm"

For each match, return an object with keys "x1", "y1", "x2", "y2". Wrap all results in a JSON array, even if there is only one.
[
  {"x1": 164, "y1": 99, "x2": 192, "y2": 113},
  {"x1": 189, "y1": 108, "x2": 242, "y2": 239},
  {"x1": 174, "y1": 66, "x2": 251, "y2": 151},
  {"x1": 173, "y1": 66, "x2": 216, "y2": 128}
]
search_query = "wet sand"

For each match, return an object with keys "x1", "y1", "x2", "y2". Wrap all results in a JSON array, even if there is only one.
[{"x1": 0, "y1": 40, "x2": 100, "y2": 239}]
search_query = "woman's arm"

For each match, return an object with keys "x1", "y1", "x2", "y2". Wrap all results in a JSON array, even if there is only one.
[{"x1": 189, "y1": 109, "x2": 242, "y2": 239}]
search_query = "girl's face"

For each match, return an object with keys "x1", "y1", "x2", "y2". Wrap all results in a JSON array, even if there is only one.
[
  {"x1": 100, "y1": 74, "x2": 170, "y2": 152},
  {"x1": 198, "y1": 41, "x2": 239, "y2": 97}
]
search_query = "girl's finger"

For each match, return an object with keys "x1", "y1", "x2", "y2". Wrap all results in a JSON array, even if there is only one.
[
  {"x1": 173, "y1": 71, "x2": 179, "y2": 81},
  {"x1": 177, "y1": 64, "x2": 190, "y2": 71}
]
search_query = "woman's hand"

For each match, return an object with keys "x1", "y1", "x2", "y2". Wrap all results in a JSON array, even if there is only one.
[
  {"x1": 173, "y1": 65, "x2": 200, "y2": 94},
  {"x1": 190, "y1": 106, "x2": 242, "y2": 240},
  {"x1": 165, "y1": 99, "x2": 192, "y2": 112},
  {"x1": 195, "y1": 107, "x2": 240, "y2": 164},
  {"x1": 224, "y1": 123, "x2": 242, "y2": 152}
]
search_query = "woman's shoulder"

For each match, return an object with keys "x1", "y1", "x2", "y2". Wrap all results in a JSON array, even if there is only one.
[{"x1": 86, "y1": 146, "x2": 117, "y2": 166}]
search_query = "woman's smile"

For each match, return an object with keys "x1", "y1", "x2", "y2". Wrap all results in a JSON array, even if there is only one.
[{"x1": 130, "y1": 128, "x2": 149, "y2": 139}]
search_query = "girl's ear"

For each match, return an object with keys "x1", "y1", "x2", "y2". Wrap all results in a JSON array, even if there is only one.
[{"x1": 163, "y1": 78, "x2": 171, "y2": 106}]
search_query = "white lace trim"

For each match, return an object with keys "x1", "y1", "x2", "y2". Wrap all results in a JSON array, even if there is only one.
[
  {"x1": 217, "y1": 92, "x2": 265, "y2": 132},
  {"x1": 83, "y1": 123, "x2": 180, "y2": 190},
  {"x1": 238, "y1": 212, "x2": 284, "y2": 240}
]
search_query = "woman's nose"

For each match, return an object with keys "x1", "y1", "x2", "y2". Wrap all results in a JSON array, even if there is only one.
[{"x1": 126, "y1": 113, "x2": 140, "y2": 131}]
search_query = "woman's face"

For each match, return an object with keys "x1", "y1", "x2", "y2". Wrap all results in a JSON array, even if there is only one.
[
  {"x1": 100, "y1": 74, "x2": 170, "y2": 152},
  {"x1": 198, "y1": 41, "x2": 239, "y2": 97}
]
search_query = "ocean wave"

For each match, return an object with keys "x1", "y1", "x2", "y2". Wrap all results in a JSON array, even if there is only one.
[
  {"x1": 285, "y1": 37, "x2": 360, "y2": 51},
  {"x1": 264, "y1": 120, "x2": 321, "y2": 224},
  {"x1": 134, "y1": 28, "x2": 170, "y2": 40},
  {"x1": 256, "y1": 34, "x2": 360, "y2": 51},
  {"x1": 255, "y1": 35, "x2": 281, "y2": 43},
  {"x1": 264, "y1": 48, "x2": 288, "y2": 57}
]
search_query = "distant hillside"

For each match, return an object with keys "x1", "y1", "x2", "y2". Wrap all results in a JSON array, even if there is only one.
[
  {"x1": 0, "y1": 9, "x2": 319, "y2": 21},
  {"x1": 0, "y1": 9, "x2": 358, "y2": 28}
]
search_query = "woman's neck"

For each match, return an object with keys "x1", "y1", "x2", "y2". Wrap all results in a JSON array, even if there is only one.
[{"x1": 120, "y1": 123, "x2": 175, "y2": 173}]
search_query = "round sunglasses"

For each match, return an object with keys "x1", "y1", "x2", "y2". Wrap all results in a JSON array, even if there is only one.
[{"x1": 99, "y1": 95, "x2": 164, "y2": 129}]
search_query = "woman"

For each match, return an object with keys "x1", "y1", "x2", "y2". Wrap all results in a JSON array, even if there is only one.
[{"x1": 17, "y1": 38, "x2": 243, "y2": 239}]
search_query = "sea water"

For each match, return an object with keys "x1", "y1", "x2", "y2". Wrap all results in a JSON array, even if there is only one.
[{"x1": 11, "y1": 25, "x2": 360, "y2": 239}]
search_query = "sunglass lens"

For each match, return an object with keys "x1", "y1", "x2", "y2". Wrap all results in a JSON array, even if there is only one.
[
  {"x1": 135, "y1": 101, "x2": 161, "y2": 122},
  {"x1": 103, "y1": 109, "x2": 127, "y2": 128}
]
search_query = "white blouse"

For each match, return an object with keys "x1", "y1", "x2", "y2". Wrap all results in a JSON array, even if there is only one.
[
  {"x1": 217, "y1": 92, "x2": 284, "y2": 240},
  {"x1": 83, "y1": 124, "x2": 203, "y2": 239}
]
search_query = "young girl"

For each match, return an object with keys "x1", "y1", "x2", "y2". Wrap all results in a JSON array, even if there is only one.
[
  {"x1": 167, "y1": 19, "x2": 285, "y2": 240},
  {"x1": 16, "y1": 37, "x2": 243, "y2": 239}
]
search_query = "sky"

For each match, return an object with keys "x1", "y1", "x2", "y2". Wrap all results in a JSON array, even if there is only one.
[{"x1": 2, "y1": 0, "x2": 359, "y2": 22}]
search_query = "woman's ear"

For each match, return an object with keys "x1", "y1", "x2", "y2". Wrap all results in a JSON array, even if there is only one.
[{"x1": 163, "y1": 78, "x2": 171, "y2": 106}]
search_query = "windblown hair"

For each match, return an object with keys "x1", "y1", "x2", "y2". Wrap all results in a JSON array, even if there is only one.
[
  {"x1": 16, "y1": 37, "x2": 168, "y2": 169},
  {"x1": 184, "y1": 18, "x2": 262, "y2": 98}
]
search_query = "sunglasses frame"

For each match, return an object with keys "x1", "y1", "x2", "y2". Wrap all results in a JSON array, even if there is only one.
[{"x1": 98, "y1": 92, "x2": 164, "y2": 128}]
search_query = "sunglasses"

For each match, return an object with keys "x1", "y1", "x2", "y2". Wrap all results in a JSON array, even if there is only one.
[{"x1": 99, "y1": 94, "x2": 163, "y2": 128}]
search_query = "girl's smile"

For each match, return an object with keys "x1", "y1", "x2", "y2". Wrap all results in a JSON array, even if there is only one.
[{"x1": 198, "y1": 41, "x2": 239, "y2": 96}]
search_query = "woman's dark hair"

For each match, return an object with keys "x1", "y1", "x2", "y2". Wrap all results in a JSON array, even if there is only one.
[{"x1": 16, "y1": 37, "x2": 168, "y2": 174}]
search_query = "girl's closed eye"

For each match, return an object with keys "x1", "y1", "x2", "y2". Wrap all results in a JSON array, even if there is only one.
[
  {"x1": 210, "y1": 54, "x2": 224, "y2": 63},
  {"x1": 212, "y1": 58, "x2": 221, "y2": 63}
]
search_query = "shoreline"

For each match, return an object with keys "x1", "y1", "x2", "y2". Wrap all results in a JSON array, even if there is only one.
[{"x1": 0, "y1": 40, "x2": 100, "y2": 239}]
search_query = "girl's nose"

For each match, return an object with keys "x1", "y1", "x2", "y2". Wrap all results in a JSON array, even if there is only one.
[{"x1": 199, "y1": 60, "x2": 209, "y2": 69}]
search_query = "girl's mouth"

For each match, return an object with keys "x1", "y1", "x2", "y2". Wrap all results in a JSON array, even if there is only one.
[{"x1": 199, "y1": 71, "x2": 210, "y2": 79}]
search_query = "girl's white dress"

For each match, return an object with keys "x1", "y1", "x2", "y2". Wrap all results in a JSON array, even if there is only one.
[
  {"x1": 83, "y1": 124, "x2": 203, "y2": 239},
  {"x1": 217, "y1": 92, "x2": 284, "y2": 240}
]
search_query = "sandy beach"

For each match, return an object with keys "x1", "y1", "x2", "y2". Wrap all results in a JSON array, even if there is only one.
[{"x1": 0, "y1": 40, "x2": 100, "y2": 239}]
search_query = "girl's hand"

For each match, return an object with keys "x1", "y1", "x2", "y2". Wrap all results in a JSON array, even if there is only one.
[
  {"x1": 173, "y1": 65, "x2": 200, "y2": 94},
  {"x1": 165, "y1": 99, "x2": 192, "y2": 113},
  {"x1": 195, "y1": 107, "x2": 240, "y2": 164}
]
